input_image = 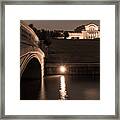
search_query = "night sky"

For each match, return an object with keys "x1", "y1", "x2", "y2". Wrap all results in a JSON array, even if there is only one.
[{"x1": 25, "y1": 20, "x2": 100, "y2": 31}]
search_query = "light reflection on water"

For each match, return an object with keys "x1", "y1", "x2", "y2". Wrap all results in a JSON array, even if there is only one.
[
  {"x1": 45, "y1": 74, "x2": 100, "y2": 100},
  {"x1": 40, "y1": 76, "x2": 46, "y2": 100},
  {"x1": 59, "y1": 75, "x2": 68, "y2": 100}
]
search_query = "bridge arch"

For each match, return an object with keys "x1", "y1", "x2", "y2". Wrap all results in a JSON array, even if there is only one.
[
  {"x1": 20, "y1": 57, "x2": 42, "y2": 100},
  {"x1": 20, "y1": 21, "x2": 45, "y2": 100}
]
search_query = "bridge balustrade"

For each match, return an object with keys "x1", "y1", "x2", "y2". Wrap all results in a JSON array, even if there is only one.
[{"x1": 20, "y1": 21, "x2": 45, "y2": 100}]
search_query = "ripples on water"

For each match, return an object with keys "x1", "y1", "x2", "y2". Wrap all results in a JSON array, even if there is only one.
[
  {"x1": 21, "y1": 74, "x2": 99, "y2": 100},
  {"x1": 45, "y1": 74, "x2": 100, "y2": 100}
]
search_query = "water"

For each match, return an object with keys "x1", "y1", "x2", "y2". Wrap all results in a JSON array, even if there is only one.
[
  {"x1": 45, "y1": 74, "x2": 100, "y2": 100},
  {"x1": 20, "y1": 74, "x2": 100, "y2": 100}
]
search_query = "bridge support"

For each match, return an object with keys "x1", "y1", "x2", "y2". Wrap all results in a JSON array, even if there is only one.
[
  {"x1": 20, "y1": 21, "x2": 45, "y2": 100},
  {"x1": 20, "y1": 58, "x2": 42, "y2": 100}
]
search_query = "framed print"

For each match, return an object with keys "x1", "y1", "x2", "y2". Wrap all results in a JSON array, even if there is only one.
[{"x1": 0, "y1": 0, "x2": 119, "y2": 119}]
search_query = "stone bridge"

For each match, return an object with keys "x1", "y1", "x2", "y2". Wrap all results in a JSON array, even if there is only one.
[{"x1": 20, "y1": 21, "x2": 45, "y2": 100}]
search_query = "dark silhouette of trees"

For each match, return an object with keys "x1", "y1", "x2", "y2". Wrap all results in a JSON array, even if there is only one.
[
  {"x1": 40, "y1": 29, "x2": 51, "y2": 46},
  {"x1": 29, "y1": 24, "x2": 51, "y2": 47},
  {"x1": 74, "y1": 25, "x2": 85, "y2": 32},
  {"x1": 63, "y1": 31, "x2": 69, "y2": 39},
  {"x1": 29, "y1": 24, "x2": 68, "y2": 41},
  {"x1": 29, "y1": 24, "x2": 38, "y2": 34},
  {"x1": 53, "y1": 30, "x2": 62, "y2": 38},
  {"x1": 29, "y1": 24, "x2": 34, "y2": 28}
]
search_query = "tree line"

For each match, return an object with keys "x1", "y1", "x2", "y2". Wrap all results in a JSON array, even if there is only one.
[{"x1": 29, "y1": 24, "x2": 69, "y2": 47}]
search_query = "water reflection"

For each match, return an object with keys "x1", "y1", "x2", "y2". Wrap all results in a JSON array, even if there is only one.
[
  {"x1": 59, "y1": 75, "x2": 68, "y2": 100},
  {"x1": 40, "y1": 76, "x2": 46, "y2": 100},
  {"x1": 45, "y1": 74, "x2": 100, "y2": 100}
]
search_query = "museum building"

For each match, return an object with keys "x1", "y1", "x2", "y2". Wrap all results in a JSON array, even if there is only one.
[{"x1": 67, "y1": 23, "x2": 100, "y2": 39}]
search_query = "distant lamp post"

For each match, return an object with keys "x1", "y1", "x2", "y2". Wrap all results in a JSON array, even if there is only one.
[{"x1": 60, "y1": 66, "x2": 66, "y2": 73}]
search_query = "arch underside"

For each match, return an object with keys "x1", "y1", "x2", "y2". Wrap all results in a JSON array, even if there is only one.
[
  {"x1": 20, "y1": 52, "x2": 43, "y2": 77},
  {"x1": 20, "y1": 57, "x2": 42, "y2": 100}
]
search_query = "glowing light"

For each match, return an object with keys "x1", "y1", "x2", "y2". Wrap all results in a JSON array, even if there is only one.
[
  {"x1": 60, "y1": 66, "x2": 66, "y2": 73},
  {"x1": 59, "y1": 75, "x2": 67, "y2": 100},
  {"x1": 60, "y1": 76, "x2": 66, "y2": 91}
]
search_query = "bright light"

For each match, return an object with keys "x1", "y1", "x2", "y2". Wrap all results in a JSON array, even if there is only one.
[
  {"x1": 60, "y1": 76, "x2": 65, "y2": 90},
  {"x1": 59, "y1": 75, "x2": 67, "y2": 100},
  {"x1": 60, "y1": 66, "x2": 66, "y2": 73}
]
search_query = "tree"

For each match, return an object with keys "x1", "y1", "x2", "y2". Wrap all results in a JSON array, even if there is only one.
[
  {"x1": 63, "y1": 31, "x2": 69, "y2": 39},
  {"x1": 39, "y1": 29, "x2": 51, "y2": 46},
  {"x1": 29, "y1": 24, "x2": 52, "y2": 48},
  {"x1": 29, "y1": 24, "x2": 34, "y2": 28},
  {"x1": 29, "y1": 24, "x2": 37, "y2": 34},
  {"x1": 74, "y1": 25, "x2": 85, "y2": 32}
]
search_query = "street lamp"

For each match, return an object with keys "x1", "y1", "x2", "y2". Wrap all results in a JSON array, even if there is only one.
[{"x1": 60, "y1": 66, "x2": 66, "y2": 73}]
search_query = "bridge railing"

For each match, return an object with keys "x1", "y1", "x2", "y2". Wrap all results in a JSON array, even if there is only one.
[
  {"x1": 20, "y1": 22, "x2": 40, "y2": 49},
  {"x1": 20, "y1": 21, "x2": 45, "y2": 77}
]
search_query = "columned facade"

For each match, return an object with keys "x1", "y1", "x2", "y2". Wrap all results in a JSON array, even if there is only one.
[{"x1": 68, "y1": 23, "x2": 100, "y2": 39}]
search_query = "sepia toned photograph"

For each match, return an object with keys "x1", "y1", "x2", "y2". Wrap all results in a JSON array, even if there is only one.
[
  {"x1": 2, "y1": 1, "x2": 118, "y2": 117},
  {"x1": 20, "y1": 20, "x2": 100, "y2": 100}
]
